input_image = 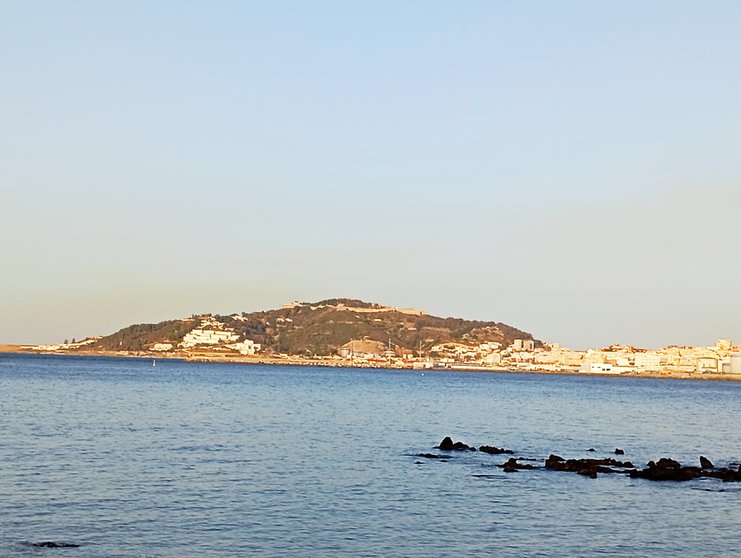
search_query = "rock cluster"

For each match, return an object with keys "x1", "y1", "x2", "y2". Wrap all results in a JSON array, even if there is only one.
[
  {"x1": 498, "y1": 458, "x2": 535, "y2": 473},
  {"x1": 544, "y1": 454, "x2": 635, "y2": 478},
  {"x1": 423, "y1": 436, "x2": 741, "y2": 483},
  {"x1": 479, "y1": 445, "x2": 514, "y2": 455},
  {"x1": 630, "y1": 457, "x2": 741, "y2": 482},
  {"x1": 436, "y1": 436, "x2": 476, "y2": 451},
  {"x1": 435, "y1": 437, "x2": 514, "y2": 454}
]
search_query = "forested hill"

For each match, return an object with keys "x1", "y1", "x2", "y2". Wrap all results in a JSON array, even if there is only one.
[{"x1": 89, "y1": 298, "x2": 539, "y2": 355}]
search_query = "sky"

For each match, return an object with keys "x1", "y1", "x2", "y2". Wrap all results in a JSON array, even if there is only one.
[{"x1": 2, "y1": 1, "x2": 740, "y2": 349}]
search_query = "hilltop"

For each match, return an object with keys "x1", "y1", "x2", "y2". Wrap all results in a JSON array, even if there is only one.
[
  {"x1": 71, "y1": 298, "x2": 538, "y2": 358},
  {"x1": 20, "y1": 300, "x2": 741, "y2": 381}
]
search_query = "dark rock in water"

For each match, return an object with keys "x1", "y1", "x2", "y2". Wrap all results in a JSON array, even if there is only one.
[
  {"x1": 544, "y1": 455, "x2": 633, "y2": 478},
  {"x1": 426, "y1": 438, "x2": 741, "y2": 483},
  {"x1": 436, "y1": 437, "x2": 475, "y2": 451},
  {"x1": 602, "y1": 458, "x2": 634, "y2": 468},
  {"x1": 479, "y1": 445, "x2": 514, "y2": 455},
  {"x1": 630, "y1": 457, "x2": 702, "y2": 481},
  {"x1": 438, "y1": 436, "x2": 454, "y2": 450},
  {"x1": 32, "y1": 541, "x2": 80, "y2": 548},
  {"x1": 655, "y1": 457, "x2": 681, "y2": 469},
  {"x1": 498, "y1": 457, "x2": 535, "y2": 473},
  {"x1": 703, "y1": 469, "x2": 741, "y2": 481}
]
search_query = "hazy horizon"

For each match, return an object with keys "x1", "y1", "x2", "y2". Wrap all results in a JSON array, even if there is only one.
[{"x1": 2, "y1": 1, "x2": 740, "y2": 348}]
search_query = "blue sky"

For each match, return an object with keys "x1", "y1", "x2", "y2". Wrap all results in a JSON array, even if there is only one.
[{"x1": 2, "y1": 1, "x2": 740, "y2": 348}]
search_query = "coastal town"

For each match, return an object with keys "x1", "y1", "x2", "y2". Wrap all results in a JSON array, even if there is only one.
[{"x1": 22, "y1": 312, "x2": 741, "y2": 380}]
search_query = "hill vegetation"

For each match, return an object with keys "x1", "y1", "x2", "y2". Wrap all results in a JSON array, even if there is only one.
[
  {"x1": 88, "y1": 299, "x2": 538, "y2": 355},
  {"x1": 93, "y1": 319, "x2": 198, "y2": 351}
]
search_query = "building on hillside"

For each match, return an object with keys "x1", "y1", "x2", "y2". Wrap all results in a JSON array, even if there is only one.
[
  {"x1": 558, "y1": 351, "x2": 582, "y2": 367},
  {"x1": 512, "y1": 339, "x2": 535, "y2": 351},
  {"x1": 715, "y1": 339, "x2": 733, "y2": 351},
  {"x1": 180, "y1": 328, "x2": 240, "y2": 347},
  {"x1": 232, "y1": 340, "x2": 261, "y2": 355},
  {"x1": 339, "y1": 339, "x2": 386, "y2": 358},
  {"x1": 178, "y1": 318, "x2": 258, "y2": 354},
  {"x1": 485, "y1": 352, "x2": 502, "y2": 365},
  {"x1": 696, "y1": 357, "x2": 719, "y2": 373},
  {"x1": 635, "y1": 353, "x2": 661, "y2": 369},
  {"x1": 729, "y1": 353, "x2": 741, "y2": 374}
]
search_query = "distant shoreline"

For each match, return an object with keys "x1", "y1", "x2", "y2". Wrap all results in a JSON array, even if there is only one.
[{"x1": 2, "y1": 346, "x2": 740, "y2": 383}]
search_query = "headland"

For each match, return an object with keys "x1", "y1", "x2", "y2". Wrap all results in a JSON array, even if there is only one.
[{"x1": 4, "y1": 298, "x2": 740, "y2": 382}]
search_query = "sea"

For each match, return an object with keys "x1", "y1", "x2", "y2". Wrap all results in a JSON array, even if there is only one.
[{"x1": 1, "y1": 353, "x2": 739, "y2": 557}]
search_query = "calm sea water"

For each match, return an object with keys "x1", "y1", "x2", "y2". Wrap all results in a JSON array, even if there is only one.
[{"x1": 1, "y1": 354, "x2": 740, "y2": 557}]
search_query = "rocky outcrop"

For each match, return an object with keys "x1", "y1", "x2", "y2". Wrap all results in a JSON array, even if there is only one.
[
  {"x1": 703, "y1": 465, "x2": 741, "y2": 482},
  {"x1": 498, "y1": 457, "x2": 535, "y2": 473},
  {"x1": 629, "y1": 458, "x2": 701, "y2": 481},
  {"x1": 479, "y1": 445, "x2": 514, "y2": 455},
  {"x1": 420, "y1": 437, "x2": 741, "y2": 484},
  {"x1": 630, "y1": 457, "x2": 741, "y2": 482},
  {"x1": 437, "y1": 437, "x2": 476, "y2": 451},
  {"x1": 544, "y1": 454, "x2": 635, "y2": 478}
]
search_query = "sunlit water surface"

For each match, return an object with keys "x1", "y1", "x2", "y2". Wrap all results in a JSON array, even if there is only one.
[{"x1": 1, "y1": 354, "x2": 739, "y2": 557}]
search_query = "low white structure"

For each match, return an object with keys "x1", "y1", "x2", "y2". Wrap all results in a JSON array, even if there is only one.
[
  {"x1": 232, "y1": 340, "x2": 261, "y2": 355},
  {"x1": 585, "y1": 363, "x2": 621, "y2": 374},
  {"x1": 485, "y1": 352, "x2": 502, "y2": 365},
  {"x1": 729, "y1": 353, "x2": 741, "y2": 374},
  {"x1": 635, "y1": 354, "x2": 661, "y2": 369},
  {"x1": 696, "y1": 357, "x2": 719, "y2": 373}
]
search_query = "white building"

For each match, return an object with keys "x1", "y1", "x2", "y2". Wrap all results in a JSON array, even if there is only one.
[
  {"x1": 178, "y1": 318, "x2": 260, "y2": 354},
  {"x1": 635, "y1": 353, "x2": 661, "y2": 369},
  {"x1": 730, "y1": 353, "x2": 741, "y2": 374},
  {"x1": 512, "y1": 339, "x2": 535, "y2": 351},
  {"x1": 715, "y1": 339, "x2": 733, "y2": 351},
  {"x1": 586, "y1": 363, "x2": 620, "y2": 374},
  {"x1": 180, "y1": 328, "x2": 240, "y2": 347},
  {"x1": 232, "y1": 340, "x2": 261, "y2": 355}
]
